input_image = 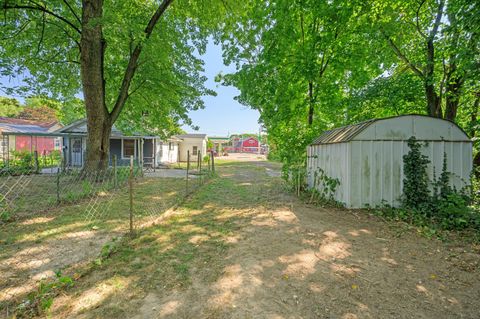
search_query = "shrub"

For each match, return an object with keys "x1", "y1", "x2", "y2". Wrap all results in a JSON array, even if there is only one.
[
  {"x1": 402, "y1": 137, "x2": 430, "y2": 210},
  {"x1": 400, "y1": 136, "x2": 479, "y2": 231}
]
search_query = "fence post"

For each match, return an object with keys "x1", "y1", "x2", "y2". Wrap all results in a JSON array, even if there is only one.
[
  {"x1": 196, "y1": 151, "x2": 199, "y2": 170},
  {"x1": 33, "y1": 150, "x2": 39, "y2": 174},
  {"x1": 56, "y1": 161, "x2": 61, "y2": 205},
  {"x1": 211, "y1": 150, "x2": 215, "y2": 173},
  {"x1": 186, "y1": 150, "x2": 190, "y2": 196},
  {"x1": 198, "y1": 151, "x2": 202, "y2": 185},
  {"x1": 207, "y1": 153, "x2": 211, "y2": 173},
  {"x1": 129, "y1": 155, "x2": 134, "y2": 237},
  {"x1": 113, "y1": 154, "x2": 117, "y2": 189}
]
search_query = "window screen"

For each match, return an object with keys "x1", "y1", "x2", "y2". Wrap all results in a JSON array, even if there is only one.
[{"x1": 123, "y1": 139, "x2": 135, "y2": 158}]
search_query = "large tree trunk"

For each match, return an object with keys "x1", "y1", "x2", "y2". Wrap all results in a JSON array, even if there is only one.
[
  {"x1": 425, "y1": 38, "x2": 442, "y2": 118},
  {"x1": 308, "y1": 81, "x2": 314, "y2": 125},
  {"x1": 80, "y1": 0, "x2": 111, "y2": 170},
  {"x1": 425, "y1": 83, "x2": 442, "y2": 118},
  {"x1": 444, "y1": 64, "x2": 463, "y2": 121}
]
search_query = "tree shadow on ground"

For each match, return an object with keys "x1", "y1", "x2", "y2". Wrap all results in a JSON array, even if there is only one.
[{"x1": 8, "y1": 161, "x2": 479, "y2": 318}]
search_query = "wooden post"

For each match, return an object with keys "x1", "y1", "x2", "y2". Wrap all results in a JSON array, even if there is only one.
[
  {"x1": 153, "y1": 138, "x2": 156, "y2": 172},
  {"x1": 211, "y1": 150, "x2": 215, "y2": 173},
  {"x1": 113, "y1": 154, "x2": 117, "y2": 189},
  {"x1": 199, "y1": 151, "x2": 202, "y2": 185},
  {"x1": 207, "y1": 153, "x2": 211, "y2": 173},
  {"x1": 33, "y1": 150, "x2": 39, "y2": 173},
  {"x1": 196, "y1": 150, "x2": 200, "y2": 170},
  {"x1": 186, "y1": 150, "x2": 190, "y2": 196},
  {"x1": 56, "y1": 161, "x2": 61, "y2": 204},
  {"x1": 129, "y1": 155, "x2": 134, "y2": 237}
]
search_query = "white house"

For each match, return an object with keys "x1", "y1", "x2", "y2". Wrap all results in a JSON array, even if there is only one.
[
  {"x1": 307, "y1": 115, "x2": 472, "y2": 208},
  {"x1": 175, "y1": 134, "x2": 208, "y2": 162},
  {"x1": 155, "y1": 136, "x2": 181, "y2": 165}
]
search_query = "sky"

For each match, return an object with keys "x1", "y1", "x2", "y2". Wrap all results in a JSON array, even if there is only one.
[
  {"x1": 0, "y1": 39, "x2": 260, "y2": 138},
  {"x1": 181, "y1": 40, "x2": 260, "y2": 136}
]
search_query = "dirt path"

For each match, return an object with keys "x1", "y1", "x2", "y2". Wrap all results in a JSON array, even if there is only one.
[{"x1": 50, "y1": 161, "x2": 479, "y2": 319}]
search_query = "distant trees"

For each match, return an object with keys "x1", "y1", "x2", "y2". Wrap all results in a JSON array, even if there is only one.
[
  {"x1": 0, "y1": 97, "x2": 23, "y2": 117},
  {"x1": 0, "y1": 95, "x2": 84, "y2": 124}
]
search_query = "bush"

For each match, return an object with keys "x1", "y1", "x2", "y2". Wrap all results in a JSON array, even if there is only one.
[{"x1": 400, "y1": 137, "x2": 479, "y2": 231}]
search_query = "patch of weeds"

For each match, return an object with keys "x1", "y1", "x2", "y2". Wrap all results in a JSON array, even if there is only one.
[
  {"x1": 94, "y1": 237, "x2": 120, "y2": 266},
  {"x1": 16, "y1": 271, "x2": 74, "y2": 317},
  {"x1": 173, "y1": 263, "x2": 190, "y2": 282},
  {"x1": 0, "y1": 210, "x2": 14, "y2": 223}
]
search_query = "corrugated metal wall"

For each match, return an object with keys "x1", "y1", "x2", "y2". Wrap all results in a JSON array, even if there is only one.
[
  {"x1": 307, "y1": 116, "x2": 473, "y2": 208},
  {"x1": 308, "y1": 140, "x2": 472, "y2": 208},
  {"x1": 307, "y1": 143, "x2": 350, "y2": 204}
]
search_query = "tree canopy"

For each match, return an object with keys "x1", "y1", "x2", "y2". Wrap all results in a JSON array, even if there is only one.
[
  {"x1": 217, "y1": 0, "x2": 479, "y2": 171},
  {"x1": 1, "y1": 0, "x2": 238, "y2": 168},
  {"x1": 0, "y1": 0, "x2": 478, "y2": 170}
]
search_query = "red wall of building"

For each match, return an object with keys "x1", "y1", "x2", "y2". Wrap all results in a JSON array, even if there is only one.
[
  {"x1": 242, "y1": 137, "x2": 259, "y2": 148},
  {"x1": 15, "y1": 136, "x2": 56, "y2": 155}
]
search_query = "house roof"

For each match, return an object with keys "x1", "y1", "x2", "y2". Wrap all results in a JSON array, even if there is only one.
[
  {"x1": 174, "y1": 133, "x2": 207, "y2": 139},
  {"x1": 310, "y1": 114, "x2": 470, "y2": 145},
  {"x1": 0, "y1": 117, "x2": 59, "y2": 134},
  {"x1": 55, "y1": 118, "x2": 129, "y2": 137}
]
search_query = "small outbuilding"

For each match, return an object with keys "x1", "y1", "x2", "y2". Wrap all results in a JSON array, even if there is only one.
[
  {"x1": 307, "y1": 115, "x2": 472, "y2": 208},
  {"x1": 176, "y1": 134, "x2": 208, "y2": 162}
]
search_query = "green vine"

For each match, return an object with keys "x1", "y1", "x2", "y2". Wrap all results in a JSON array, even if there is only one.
[
  {"x1": 308, "y1": 167, "x2": 341, "y2": 205},
  {"x1": 402, "y1": 137, "x2": 431, "y2": 210},
  {"x1": 401, "y1": 136, "x2": 479, "y2": 231}
]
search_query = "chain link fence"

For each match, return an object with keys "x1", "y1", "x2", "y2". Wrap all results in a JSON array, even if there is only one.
[{"x1": 0, "y1": 151, "x2": 215, "y2": 316}]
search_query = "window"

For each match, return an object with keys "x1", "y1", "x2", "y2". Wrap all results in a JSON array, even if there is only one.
[
  {"x1": 72, "y1": 139, "x2": 82, "y2": 153},
  {"x1": 192, "y1": 146, "x2": 198, "y2": 155},
  {"x1": 54, "y1": 138, "x2": 61, "y2": 149},
  {"x1": 122, "y1": 139, "x2": 135, "y2": 158},
  {"x1": 169, "y1": 142, "x2": 174, "y2": 150}
]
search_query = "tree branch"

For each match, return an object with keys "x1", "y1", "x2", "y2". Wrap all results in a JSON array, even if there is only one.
[
  {"x1": 381, "y1": 30, "x2": 424, "y2": 78},
  {"x1": 109, "y1": 0, "x2": 174, "y2": 123},
  {"x1": 35, "y1": 11, "x2": 46, "y2": 56},
  {"x1": 0, "y1": 19, "x2": 31, "y2": 40},
  {"x1": 2, "y1": 2, "x2": 81, "y2": 34},
  {"x1": 428, "y1": 0, "x2": 445, "y2": 41},
  {"x1": 45, "y1": 18, "x2": 80, "y2": 49},
  {"x1": 62, "y1": 0, "x2": 81, "y2": 25},
  {"x1": 415, "y1": 0, "x2": 427, "y2": 39}
]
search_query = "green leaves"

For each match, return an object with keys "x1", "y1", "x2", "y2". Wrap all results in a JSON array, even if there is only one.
[{"x1": 0, "y1": 0, "x2": 239, "y2": 136}]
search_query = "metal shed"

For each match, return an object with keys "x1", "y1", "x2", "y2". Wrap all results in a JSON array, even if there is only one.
[{"x1": 307, "y1": 115, "x2": 472, "y2": 208}]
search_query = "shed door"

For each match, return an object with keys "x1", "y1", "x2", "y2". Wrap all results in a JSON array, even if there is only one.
[{"x1": 71, "y1": 137, "x2": 83, "y2": 166}]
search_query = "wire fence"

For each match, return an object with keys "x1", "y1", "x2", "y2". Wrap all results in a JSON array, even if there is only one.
[{"x1": 0, "y1": 151, "x2": 215, "y2": 316}]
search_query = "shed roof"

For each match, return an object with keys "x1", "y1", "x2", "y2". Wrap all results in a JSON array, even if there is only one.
[
  {"x1": 312, "y1": 119, "x2": 376, "y2": 144},
  {"x1": 311, "y1": 114, "x2": 470, "y2": 145},
  {"x1": 175, "y1": 133, "x2": 207, "y2": 139}
]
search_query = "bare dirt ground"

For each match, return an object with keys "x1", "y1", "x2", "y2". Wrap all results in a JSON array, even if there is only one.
[{"x1": 46, "y1": 160, "x2": 479, "y2": 319}]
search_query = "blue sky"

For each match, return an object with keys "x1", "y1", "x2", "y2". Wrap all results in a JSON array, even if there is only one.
[
  {"x1": 0, "y1": 40, "x2": 260, "y2": 137},
  {"x1": 181, "y1": 40, "x2": 260, "y2": 136}
]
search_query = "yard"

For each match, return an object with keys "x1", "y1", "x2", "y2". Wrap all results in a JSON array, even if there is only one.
[
  {"x1": 2, "y1": 158, "x2": 478, "y2": 318},
  {"x1": 0, "y1": 172, "x2": 191, "y2": 317}
]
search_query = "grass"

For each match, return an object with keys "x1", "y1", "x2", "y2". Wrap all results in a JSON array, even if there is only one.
[
  {"x1": 28, "y1": 160, "x2": 282, "y2": 318},
  {"x1": 0, "y1": 160, "x2": 282, "y2": 318},
  {"x1": 0, "y1": 174, "x2": 191, "y2": 317}
]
